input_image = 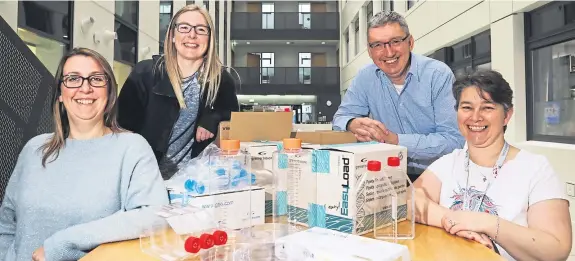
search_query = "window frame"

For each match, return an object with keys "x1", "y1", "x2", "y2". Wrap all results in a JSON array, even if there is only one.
[
  {"x1": 525, "y1": 2, "x2": 575, "y2": 144},
  {"x1": 17, "y1": 1, "x2": 74, "y2": 48},
  {"x1": 114, "y1": 0, "x2": 139, "y2": 66}
]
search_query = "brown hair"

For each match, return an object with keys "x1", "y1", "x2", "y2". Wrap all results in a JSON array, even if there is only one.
[
  {"x1": 159, "y1": 4, "x2": 223, "y2": 108},
  {"x1": 40, "y1": 47, "x2": 124, "y2": 167}
]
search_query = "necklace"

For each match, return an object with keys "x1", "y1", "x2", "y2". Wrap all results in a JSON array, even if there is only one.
[{"x1": 462, "y1": 142, "x2": 509, "y2": 212}]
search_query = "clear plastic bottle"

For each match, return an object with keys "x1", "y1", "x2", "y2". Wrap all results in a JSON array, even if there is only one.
[
  {"x1": 271, "y1": 138, "x2": 316, "y2": 229},
  {"x1": 355, "y1": 160, "x2": 397, "y2": 240},
  {"x1": 381, "y1": 156, "x2": 415, "y2": 240}
]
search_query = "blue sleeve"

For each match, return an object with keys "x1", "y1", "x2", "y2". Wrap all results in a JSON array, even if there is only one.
[
  {"x1": 0, "y1": 151, "x2": 24, "y2": 259},
  {"x1": 397, "y1": 70, "x2": 465, "y2": 160},
  {"x1": 332, "y1": 75, "x2": 370, "y2": 131},
  {"x1": 43, "y1": 136, "x2": 169, "y2": 260}
]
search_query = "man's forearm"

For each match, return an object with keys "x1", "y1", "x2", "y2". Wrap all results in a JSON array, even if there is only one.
[{"x1": 398, "y1": 132, "x2": 464, "y2": 161}]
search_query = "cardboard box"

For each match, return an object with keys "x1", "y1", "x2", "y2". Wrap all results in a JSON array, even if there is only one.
[
  {"x1": 166, "y1": 186, "x2": 265, "y2": 230},
  {"x1": 289, "y1": 142, "x2": 409, "y2": 235},
  {"x1": 293, "y1": 130, "x2": 357, "y2": 145},
  {"x1": 275, "y1": 227, "x2": 411, "y2": 261}
]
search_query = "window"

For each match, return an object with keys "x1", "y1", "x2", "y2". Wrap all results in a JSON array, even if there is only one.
[
  {"x1": 366, "y1": 1, "x2": 373, "y2": 27},
  {"x1": 203, "y1": 0, "x2": 209, "y2": 10},
  {"x1": 299, "y1": 3, "x2": 311, "y2": 29},
  {"x1": 299, "y1": 53, "x2": 311, "y2": 84},
  {"x1": 526, "y1": 1, "x2": 575, "y2": 143},
  {"x1": 262, "y1": 3, "x2": 274, "y2": 29},
  {"x1": 17, "y1": 1, "x2": 72, "y2": 75},
  {"x1": 114, "y1": 0, "x2": 138, "y2": 88},
  {"x1": 254, "y1": 52, "x2": 274, "y2": 84},
  {"x1": 407, "y1": 0, "x2": 418, "y2": 10},
  {"x1": 345, "y1": 32, "x2": 349, "y2": 63},
  {"x1": 354, "y1": 19, "x2": 359, "y2": 55},
  {"x1": 159, "y1": 1, "x2": 173, "y2": 53},
  {"x1": 449, "y1": 30, "x2": 491, "y2": 77}
]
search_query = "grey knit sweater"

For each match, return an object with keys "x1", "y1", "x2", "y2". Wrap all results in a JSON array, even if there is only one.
[{"x1": 0, "y1": 132, "x2": 169, "y2": 260}]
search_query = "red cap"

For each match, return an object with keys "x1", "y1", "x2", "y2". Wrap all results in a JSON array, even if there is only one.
[
  {"x1": 199, "y1": 233, "x2": 214, "y2": 249},
  {"x1": 388, "y1": 157, "x2": 400, "y2": 167},
  {"x1": 367, "y1": 160, "x2": 381, "y2": 171},
  {"x1": 184, "y1": 236, "x2": 201, "y2": 253},
  {"x1": 284, "y1": 108, "x2": 291, "y2": 112},
  {"x1": 212, "y1": 230, "x2": 228, "y2": 245}
]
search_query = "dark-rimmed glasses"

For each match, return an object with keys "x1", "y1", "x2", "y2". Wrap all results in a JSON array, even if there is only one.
[
  {"x1": 175, "y1": 23, "x2": 210, "y2": 35},
  {"x1": 61, "y1": 74, "x2": 108, "y2": 88},
  {"x1": 368, "y1": 34, "x2": 410, "y2": 50}
]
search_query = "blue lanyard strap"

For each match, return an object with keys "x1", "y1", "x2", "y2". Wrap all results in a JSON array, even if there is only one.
[{"x1": 463, "y1": 141, "x2": 509, "y2": 212}]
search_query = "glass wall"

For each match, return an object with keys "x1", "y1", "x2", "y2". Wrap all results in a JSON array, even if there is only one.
[
  {"x1": 526, "y1": 1, "x2": 575, "y2": 143},
  {"x1": 114, "y1": 0, "x2": 138, "y2": 91},
  {"x1": 17, "y1": 1, "x2": 71, "y2": 76}
]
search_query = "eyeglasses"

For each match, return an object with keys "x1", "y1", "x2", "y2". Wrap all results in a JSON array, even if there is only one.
[
  {"x1": 175, "y1": 23, "x2": 210, "y2": 35},
  {"x1": 368, "y1": 34, "x2": 410, "y2": 50},
  {"x1": 61, "y1": 74, "x2": 108, "y2": 88}
]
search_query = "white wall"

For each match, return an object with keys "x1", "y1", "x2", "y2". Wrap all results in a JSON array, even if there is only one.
[
  {"x1": 0, "y1": 1, "x2": 18, "y2": 30},
  {"x1": 72, "y1": 1, "x2": 116, "y2": 63},
  {"x1": 341, "y1": 0, "x2": 575, "y2": 258},
  {"x1": 138, "y1": 1, "x2": 160, "y2": 62},
  {"x1": 233, "y1": 45, "x2": 338, "y2": 67}
]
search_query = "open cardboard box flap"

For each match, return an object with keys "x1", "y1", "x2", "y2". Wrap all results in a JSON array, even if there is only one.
[
  {"x1": 217, "y1": 112, "x2": 356, "y2": 145},
  {"x1": 218, "y1": 112, "x2": 293, "y2": 142},
  {"x1": 293, "y1": 130, "x2": 357, "y2": 145}
]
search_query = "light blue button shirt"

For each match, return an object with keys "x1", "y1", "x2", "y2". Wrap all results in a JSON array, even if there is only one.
[{"x1": 333, "y1": 53, "x2": 465, "y2": 174}]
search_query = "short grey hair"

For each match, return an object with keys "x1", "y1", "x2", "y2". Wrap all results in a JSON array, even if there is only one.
[{"x1": 368, "y1": 10, "x2": 410, "y2": 36}]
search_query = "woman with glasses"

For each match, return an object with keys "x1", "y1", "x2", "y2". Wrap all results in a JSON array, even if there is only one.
[
  {"x1": 118, "y1": 4, "x2": 239, "y2": 179},
  {"x1": 0, "y1": 48, "x2": 168, "y2": 261},
  {"x1": 413, "y1": 70, "x2": 571, "y2": 261}
]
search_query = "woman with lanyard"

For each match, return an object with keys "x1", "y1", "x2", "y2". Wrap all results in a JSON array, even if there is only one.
[
  {"x1": 411, "y1": 70, "x2": 571, "y2": 261},
  {"x1": 117, "y1": 4, "x2": 239, "y2": 179}
]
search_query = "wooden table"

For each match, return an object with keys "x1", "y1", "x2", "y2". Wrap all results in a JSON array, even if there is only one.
[{"x1": 80, "y1": 222, "x2": 505, "y2": 261}]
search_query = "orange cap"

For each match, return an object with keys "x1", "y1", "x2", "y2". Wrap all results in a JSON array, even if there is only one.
[
  {"x1": 283, "y1": 138, "x2": 302, "y2": 149},
  {"x1": 220, "y1": 139, "x2": 240, "y2": 151}
]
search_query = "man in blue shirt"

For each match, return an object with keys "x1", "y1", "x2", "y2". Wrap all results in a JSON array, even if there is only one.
[{"x1": 333, "y1": 10, "x2": 464, "y2": 181}]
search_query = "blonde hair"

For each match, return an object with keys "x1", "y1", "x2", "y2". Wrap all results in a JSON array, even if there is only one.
[
  {"x1": 160, "y1": 4, "x2": 222, "y2": 108},
  {"x1": 40, "y1": 48, "x2": 124, "y2": 167}
]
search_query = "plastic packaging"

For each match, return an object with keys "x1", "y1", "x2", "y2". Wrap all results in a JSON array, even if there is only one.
[{"x1": 140, "y1": 204, "x2": 230, "y2": 260}]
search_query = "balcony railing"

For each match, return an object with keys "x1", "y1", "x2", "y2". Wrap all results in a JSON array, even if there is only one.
[
  {"x1": 233, "y1": 67, "x2": 340, "y2": 86},
  {"x1": 231, "y1": 12, "x2": 339, "y2": 30}
]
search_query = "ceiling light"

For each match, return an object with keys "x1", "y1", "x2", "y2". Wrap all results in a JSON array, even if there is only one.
[
  {"x1": 286, "y1": 41, "x2": 291, "y2": 44},
  {"x1": 246, "y1": 41, "x2": 250, "y2": 44},
  {"x1": 321, "y1": 42, "x2": 325, "y2": 44}
]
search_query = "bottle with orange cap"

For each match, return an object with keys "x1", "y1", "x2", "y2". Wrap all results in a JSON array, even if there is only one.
[
  {"x1": 271, "y1": 138, "x2": 318, "y2": 230},
  {"x1": 355, "y1": 160, "x2": 398, "y2": 241}
]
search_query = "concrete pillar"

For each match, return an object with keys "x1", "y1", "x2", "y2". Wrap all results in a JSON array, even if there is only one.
[{"x1": 491, "y1": 13, "x2": 527, "y2": 143}]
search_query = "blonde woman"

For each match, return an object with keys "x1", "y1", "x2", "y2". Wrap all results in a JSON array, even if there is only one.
[
  {"x1": 118, "y1": 4, "x2": 239, "y2": 179},
  {"x1": 0, "y1": 48, "x2": 168, "y2": 261}
]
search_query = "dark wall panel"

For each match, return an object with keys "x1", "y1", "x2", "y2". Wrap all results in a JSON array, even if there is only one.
[{"x1": 0, "y1": 16, "x2": 54, "y2": 201}]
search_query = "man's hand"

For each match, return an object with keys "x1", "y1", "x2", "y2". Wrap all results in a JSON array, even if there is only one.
[
  {"x1": 348, "y1": 118, "x2": 399, "y2": 144},
  {"x1": 348, "y1": 118, "x2": 388, "y2": 142},
  {"x1": 32, "y1": 247, "x2": 45, "y2": 261}
]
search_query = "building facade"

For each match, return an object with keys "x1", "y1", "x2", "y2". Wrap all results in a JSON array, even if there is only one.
[
  {"x1": 0, "y1": 0, "x2": 342, "y2": 123},
  {"x1": 341, "y1": 2, "x2": 575, "y2": 258}
]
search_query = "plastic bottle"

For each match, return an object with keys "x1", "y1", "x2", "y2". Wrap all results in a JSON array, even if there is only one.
[
  {"x1": 383, "y1": 156, "x2": 415, "y2": 240},
  {"x1": 272, "y1": 138, "x2": 315, "y2": 227}
]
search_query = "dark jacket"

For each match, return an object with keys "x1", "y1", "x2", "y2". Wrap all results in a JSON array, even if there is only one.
[{"x1": 117, "y1": 55, "x2": 239, "y2": 162}]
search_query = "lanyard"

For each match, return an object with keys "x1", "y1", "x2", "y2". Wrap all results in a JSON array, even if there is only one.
[{"x1": 462, "y1": 141, "x2": 509, "y2": 212}]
